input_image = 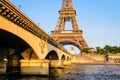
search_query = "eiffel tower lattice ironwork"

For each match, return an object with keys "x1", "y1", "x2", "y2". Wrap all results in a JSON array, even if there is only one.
[{"x1": 51, "y1": 0, "x2": 88, "y2": 50}]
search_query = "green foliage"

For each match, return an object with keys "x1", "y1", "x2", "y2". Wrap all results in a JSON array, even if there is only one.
[
  {"x1": 81, "y1": 48, "x2": 90, "y2": 53},
  {"x1": 81, "y1": 48, "x2": 94, "y2": 53},
  {"x1": 96, "y1": 45, "x2": 120, "y2": 54}
]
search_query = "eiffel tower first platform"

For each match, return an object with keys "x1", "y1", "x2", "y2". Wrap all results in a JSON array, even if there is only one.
[{"x1": 51, "y1": 0, "x2": 88, "y2": 50}]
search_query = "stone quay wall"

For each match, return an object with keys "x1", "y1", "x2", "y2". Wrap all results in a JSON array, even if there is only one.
[{"x1": 78, "y1": 53, "x2": 120, "y2": 64}]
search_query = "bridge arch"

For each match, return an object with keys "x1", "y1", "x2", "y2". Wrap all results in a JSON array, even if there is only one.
[
  {"x1": 0, "y1": 16, "x2": 44, "y2": 59},
  {"x1": 67, "y1": 56, "x2": 69, "y2": 60},
  {"x1": 61, "y1": 54, "x2": 66, "y2": 60},
  {"x1": 0, "y1": 29, "x2": 30, "y2": 52},
  {"x1": 45, "y1": 50, "x2": 59, "y2": 60},
  {"x1": 0, "y1": 29, "x2": 38, "y2": 59}
]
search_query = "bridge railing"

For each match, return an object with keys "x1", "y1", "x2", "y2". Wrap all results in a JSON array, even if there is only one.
[
  {"x1": 0, "y1": 0, "x2": 48, "y2": 40},
  {"x1": 51, "y1": 30, "x2": 83, "y2": 34},
  {"x1": 0, "y1": 0, "x2": 72, "y2": 55}
]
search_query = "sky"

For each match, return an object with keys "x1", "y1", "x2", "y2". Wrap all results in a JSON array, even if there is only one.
[{"x1": 10, "y1": 0, "x2": 120, "y2": 51}]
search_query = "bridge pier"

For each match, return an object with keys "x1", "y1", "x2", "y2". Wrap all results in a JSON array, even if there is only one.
[
  {"x1": 20, "y1": 59, "x2": 49, "y2": 75},
  {"x1": 0, "y1": 60, "x2": 7, "y2": 74},
  {"x1": 50, "y1": 60, "x2": 64, "y2": 68},
  {"x1": 64, "y1": 60, "x2": 71, "y2": 66}
]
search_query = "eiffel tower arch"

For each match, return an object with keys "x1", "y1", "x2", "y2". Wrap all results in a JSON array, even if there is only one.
[{"x1": 51, "y1": 0, "x2": 88, "y2": 51}]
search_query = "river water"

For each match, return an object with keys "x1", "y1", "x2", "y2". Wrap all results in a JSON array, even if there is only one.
[{"x1": 1, "y1": 64, "x2": 120, "y2": 80}]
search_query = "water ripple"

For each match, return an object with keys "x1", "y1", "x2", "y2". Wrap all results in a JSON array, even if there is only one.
[{"x1": 1, "y1": 64, "x2": 120, "y2": 80}]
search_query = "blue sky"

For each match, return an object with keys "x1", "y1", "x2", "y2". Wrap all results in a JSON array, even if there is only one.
[{"x1": 10, "y1": 0, "x2": 120, "y2": 49}]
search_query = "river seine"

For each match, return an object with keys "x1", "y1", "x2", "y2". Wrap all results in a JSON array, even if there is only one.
[{"x1": 0, "y1": 64, "x2": 120, "y2": 80}]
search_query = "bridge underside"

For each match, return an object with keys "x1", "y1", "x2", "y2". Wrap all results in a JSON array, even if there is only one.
[
  {"x1": 45, "y1": 50, "x2": 59, "y2": 60},
  {"x1": 0, "y1": 29, "x2": 30, "y2": 52},
  {"x1": 0, "y1": 29, "x2": 35, "y2": 60}
]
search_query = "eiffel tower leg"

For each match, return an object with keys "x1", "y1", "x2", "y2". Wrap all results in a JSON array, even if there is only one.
[
  {"x1": 60, "y1": 18, "x2": 65, "y2": 31},
  {"x1": 71, "y1": 17, "x2": 79, "y2": 30}
]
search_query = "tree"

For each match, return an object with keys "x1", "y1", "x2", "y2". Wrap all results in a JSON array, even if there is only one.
[
  {"x1": 96, "y1": 45, "x2": 120, "y2": 54},
  {"x1": 81, "y1": 48, "x2": 90, "y2": 53}
]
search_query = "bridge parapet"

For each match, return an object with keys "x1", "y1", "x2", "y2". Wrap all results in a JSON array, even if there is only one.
[{"x1": 0, "y1": 0, "x2": 48, "y2": 40}]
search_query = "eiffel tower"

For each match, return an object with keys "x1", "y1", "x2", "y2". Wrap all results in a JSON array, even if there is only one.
[{"x1": 51, "y1": 0, "x2": 88, "y2": 50}]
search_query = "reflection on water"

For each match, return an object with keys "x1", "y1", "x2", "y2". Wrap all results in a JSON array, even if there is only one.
[
  {"x1": 55, "y1": 64, "x2": 120, "y2": 80},
  {"x1": 1, "y1": 64, "x2": 120, "y2": 80}
]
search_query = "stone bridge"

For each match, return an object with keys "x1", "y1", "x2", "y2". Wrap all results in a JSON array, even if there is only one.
[{"x1": 0, "y1": 0, "x2": 77, "y2": 75}]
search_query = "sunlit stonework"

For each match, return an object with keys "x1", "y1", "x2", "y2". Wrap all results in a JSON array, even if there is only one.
[{"x1": 39, "y1": 39, "x2": 47, "y2": 54}]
